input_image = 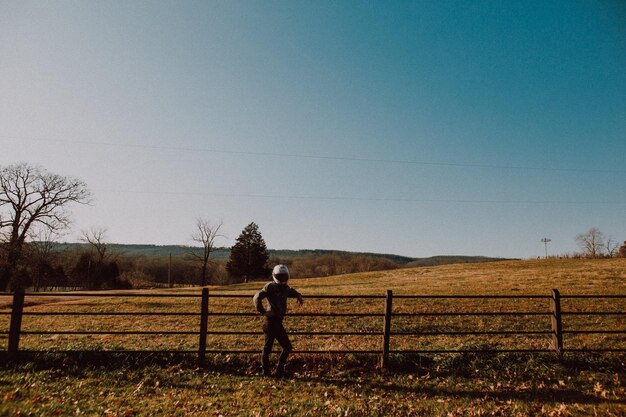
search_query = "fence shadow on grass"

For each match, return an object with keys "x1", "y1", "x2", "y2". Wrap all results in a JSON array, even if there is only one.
[{"x1": 2, "y1": 350, "x2": 624, "y2": 372}]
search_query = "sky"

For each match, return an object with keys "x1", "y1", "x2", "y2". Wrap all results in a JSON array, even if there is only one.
[{"x1": 1, "y1": 1, "x2": 625, "y2": 259}]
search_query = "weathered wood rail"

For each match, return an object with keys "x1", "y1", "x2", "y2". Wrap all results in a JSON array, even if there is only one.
[{"x1": 1, "y1": 288, "x2": 625, "y2": 366}]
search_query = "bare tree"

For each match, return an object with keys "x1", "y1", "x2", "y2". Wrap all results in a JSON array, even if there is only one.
[
  {"x1": 80, "y1": 227, "x2": 109, "y2": 263},
  {"x1": 29, "y1": 227, "x2": 62, "y2": 291},
  {"x1": 575, "y1": 227, "x2": 605, "y2": 259},
  {"x1": 0, "y1": 163, "x2": 91, "y2": 290},
  {"x1": 77, "y1": 227, "x2": 124, "y2": 290},
  {"x1": 189, "y1": 218, "x2": 224, "y2": 286},
  {"x1": 605, "y1": 238, "x2": 619, "y2": 258}
]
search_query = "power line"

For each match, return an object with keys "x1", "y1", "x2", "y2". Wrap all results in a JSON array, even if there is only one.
[
  {"x1": 95, "y1": 188, "x2": 626, "y2": 205},
  {"x1": 7, "y1": 136, "x2": 626, "y2": 174}
]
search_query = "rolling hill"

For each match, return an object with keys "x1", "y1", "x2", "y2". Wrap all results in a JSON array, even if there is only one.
[{"x1": 52, "y1": 242, "x2": 509, "y2": 267}]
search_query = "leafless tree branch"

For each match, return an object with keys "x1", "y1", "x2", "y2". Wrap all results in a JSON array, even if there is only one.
[
  {"x1": 80, "y1": 227, "x2": 109, "y2": 263},
  {"x1": 189, "y1": 218, "x2": 224, "y2": 286},
  {"x1": 0, "y1": 162, "x2": 91, "y2": 290},
  {"x1": 575, "y1": 227, "x2": 605, "y2": 259}
]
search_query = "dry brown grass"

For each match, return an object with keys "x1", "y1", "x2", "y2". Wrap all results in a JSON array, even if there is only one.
[
  {"x1": 0, "y1": 258, "x2": 624, "y2": 353},
  {"x1": 1, "y1": 259, "x2": 625, "y2": 416}
]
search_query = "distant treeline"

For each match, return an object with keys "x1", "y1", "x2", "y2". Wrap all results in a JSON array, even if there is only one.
[
  {"x1": 1, "y1": 242, "x2": 511, "y2": 291},
  {"x1": 51, "y1": 243, "x2": 417, "y2": 264}
]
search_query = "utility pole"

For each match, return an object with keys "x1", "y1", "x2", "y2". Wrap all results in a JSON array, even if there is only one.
[{"x1": 541, "y1": 238, "x2": 551, "y2": 259}]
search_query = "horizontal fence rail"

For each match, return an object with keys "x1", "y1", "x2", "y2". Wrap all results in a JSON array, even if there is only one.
[{"x1": 1, "y1": 289, "x2": 625, "y2": 366}]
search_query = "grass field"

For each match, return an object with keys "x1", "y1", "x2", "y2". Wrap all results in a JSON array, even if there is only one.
[{"x1": 1, "y1": 258, "x2": 625, "y2": 416}]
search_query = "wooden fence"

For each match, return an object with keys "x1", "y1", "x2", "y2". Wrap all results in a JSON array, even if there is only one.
[{"x1": 2, "y1": 289, "x2": 625, "y2": 366}]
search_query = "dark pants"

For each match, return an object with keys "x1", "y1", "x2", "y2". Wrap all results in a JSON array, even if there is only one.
[{"x1": 262, "y1": 317, "x2": 292, "y2": 375}]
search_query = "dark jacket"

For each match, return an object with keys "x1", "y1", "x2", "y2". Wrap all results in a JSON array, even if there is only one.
[{"x1": 253, "y1": 282, "x2": 301, "y2": 319}]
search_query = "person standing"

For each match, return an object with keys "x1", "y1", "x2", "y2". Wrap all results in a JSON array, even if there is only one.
[{"x1": 253, "y1": 264, "x2": 303, "y2": 377}]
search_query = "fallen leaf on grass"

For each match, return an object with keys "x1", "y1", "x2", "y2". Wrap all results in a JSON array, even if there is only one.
[{"x1": 593, "y1": 382, "x2": 608, "y2": 398}]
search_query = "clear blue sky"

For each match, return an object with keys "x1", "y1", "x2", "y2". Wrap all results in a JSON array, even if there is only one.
[{"x1": 1, "y1": 1, "x2": 625, "y2": 258}]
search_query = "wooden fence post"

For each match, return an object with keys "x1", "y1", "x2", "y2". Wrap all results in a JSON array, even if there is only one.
[
  {"x1": 198, "y1": 288, "x2": 209, "y2": 366},
  {"x1": 8, "y1": 289, "x2": 25, "y2": 358},
  {"x1": 381, "y1": 290, "x2": 393, "y2": 368},
  {"x1": 550, "y1": 289, "x2": 563, "y2": 357}
]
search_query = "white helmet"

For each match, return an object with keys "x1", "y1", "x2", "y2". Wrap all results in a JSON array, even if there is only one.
[{"x1": 272, "y1": 264, "x2": 290, "y2": 284}]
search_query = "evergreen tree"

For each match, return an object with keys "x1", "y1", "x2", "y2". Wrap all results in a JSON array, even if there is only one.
[{"x1": 227, "y1": 222, "x2": 269, "y2": 282}]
